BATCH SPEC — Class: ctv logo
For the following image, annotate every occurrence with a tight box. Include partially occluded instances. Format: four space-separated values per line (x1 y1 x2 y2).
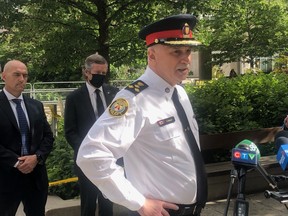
231 148 258 165
233 151 256 161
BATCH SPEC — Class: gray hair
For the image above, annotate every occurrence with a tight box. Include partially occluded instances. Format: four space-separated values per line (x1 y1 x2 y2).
82 53 107 80
84 52 107 70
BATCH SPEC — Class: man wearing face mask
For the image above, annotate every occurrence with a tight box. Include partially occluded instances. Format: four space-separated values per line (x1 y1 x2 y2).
64 53 119 216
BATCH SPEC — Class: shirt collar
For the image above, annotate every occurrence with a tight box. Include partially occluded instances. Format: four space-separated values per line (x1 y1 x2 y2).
141 66 175 97
3 88 24 101
86 82 103 95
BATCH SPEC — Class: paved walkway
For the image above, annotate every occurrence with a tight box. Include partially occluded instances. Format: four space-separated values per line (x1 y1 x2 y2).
16 191 288 216
202 192 288 216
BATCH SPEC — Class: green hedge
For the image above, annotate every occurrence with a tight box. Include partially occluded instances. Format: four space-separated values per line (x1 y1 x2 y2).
185 72 288 135
46 118 79 199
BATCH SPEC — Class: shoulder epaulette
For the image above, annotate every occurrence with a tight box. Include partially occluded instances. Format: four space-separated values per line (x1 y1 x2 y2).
125 80 148 95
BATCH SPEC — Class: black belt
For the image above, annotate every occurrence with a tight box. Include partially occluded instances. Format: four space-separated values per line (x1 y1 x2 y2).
168 203 203 216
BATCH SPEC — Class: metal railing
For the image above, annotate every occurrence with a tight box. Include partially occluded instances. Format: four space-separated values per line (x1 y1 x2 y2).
1 80 132 102
1 80 132 135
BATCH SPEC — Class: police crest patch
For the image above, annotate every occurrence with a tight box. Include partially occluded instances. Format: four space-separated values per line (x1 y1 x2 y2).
109 98 129 117
125 80 148 95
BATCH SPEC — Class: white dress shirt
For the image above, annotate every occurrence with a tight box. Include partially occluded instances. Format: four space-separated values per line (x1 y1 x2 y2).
77 66 200 211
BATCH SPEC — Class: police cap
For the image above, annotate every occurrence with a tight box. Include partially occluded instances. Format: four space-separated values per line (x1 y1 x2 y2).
138 14 200 47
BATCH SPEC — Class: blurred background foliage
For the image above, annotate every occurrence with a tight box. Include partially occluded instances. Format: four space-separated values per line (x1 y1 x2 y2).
0 0 287 82
186 72 288 135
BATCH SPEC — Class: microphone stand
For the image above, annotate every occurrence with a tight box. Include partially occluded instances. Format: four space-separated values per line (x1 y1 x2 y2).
253 162 288 210
225 144 288 215
224 169 237 216
255 163 278 190
264 174 288 209
234 166 249 216
224 165 250 216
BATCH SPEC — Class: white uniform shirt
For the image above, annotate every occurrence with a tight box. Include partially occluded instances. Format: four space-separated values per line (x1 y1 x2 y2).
77 66 200 211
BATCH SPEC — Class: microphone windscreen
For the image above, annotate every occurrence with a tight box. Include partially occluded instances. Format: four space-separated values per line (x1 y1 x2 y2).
235 139 261 160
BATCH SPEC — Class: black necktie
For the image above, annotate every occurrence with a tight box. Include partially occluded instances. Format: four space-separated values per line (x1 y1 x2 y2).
172 88 207 207
95 89 105 116
12 99 29 155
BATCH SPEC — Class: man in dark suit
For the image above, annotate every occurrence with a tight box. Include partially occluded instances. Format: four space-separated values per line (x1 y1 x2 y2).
0 60 54 216
64 53 119 216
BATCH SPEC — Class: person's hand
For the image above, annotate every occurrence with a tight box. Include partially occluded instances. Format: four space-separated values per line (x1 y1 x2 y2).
137 198 179 216
16 155 38 174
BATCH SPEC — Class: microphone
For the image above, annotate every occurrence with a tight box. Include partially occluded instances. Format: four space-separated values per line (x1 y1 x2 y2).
230 139 259 216
275 136 288 171
232 139 278 190
231 139 260 167
227 140 280 216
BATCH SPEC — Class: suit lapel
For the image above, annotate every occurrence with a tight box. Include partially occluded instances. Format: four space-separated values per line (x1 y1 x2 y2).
102 84 115 105
23 96 33 133
0 91 20 131
80 85 95 120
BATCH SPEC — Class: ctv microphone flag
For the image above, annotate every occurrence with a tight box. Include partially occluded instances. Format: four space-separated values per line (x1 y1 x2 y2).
232 148 258 166
231 139 260 166
232 139 278 189
235 139 261 159
276 144 288 171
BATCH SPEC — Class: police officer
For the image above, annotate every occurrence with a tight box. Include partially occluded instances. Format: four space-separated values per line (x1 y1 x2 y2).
77 14 207 216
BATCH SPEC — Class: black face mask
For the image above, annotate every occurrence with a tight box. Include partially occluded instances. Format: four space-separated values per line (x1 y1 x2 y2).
90 74 106 88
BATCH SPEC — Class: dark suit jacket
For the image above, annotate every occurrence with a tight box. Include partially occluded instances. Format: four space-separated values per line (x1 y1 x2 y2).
64 83 119 160
0 91 54 193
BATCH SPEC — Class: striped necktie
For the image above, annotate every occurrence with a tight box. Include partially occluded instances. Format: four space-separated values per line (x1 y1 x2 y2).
12 99 29 155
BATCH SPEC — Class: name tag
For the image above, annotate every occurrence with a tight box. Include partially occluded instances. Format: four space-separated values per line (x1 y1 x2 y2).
157 117 175 127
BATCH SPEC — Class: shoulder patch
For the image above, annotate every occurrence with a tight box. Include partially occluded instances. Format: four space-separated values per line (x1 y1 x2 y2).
109 98 129 117
125 80 148 95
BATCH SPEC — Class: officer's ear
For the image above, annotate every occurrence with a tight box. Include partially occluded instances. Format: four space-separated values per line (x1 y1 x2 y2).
148 47 156 61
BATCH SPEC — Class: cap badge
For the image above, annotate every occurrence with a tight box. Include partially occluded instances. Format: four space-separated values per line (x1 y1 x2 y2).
109 98 129 117
182 23 191 38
